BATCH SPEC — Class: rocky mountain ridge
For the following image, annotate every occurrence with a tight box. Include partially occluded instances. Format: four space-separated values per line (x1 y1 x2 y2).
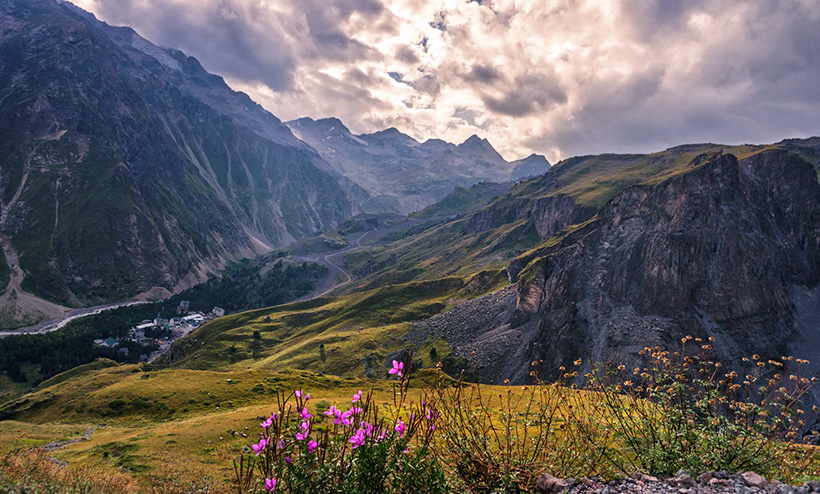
287 116 551 214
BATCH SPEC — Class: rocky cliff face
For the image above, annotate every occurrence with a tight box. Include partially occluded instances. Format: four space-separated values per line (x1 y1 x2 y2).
287 117 551 214
425 150 820 389
466 192 597 240
0 0 357 325
520 150 820 380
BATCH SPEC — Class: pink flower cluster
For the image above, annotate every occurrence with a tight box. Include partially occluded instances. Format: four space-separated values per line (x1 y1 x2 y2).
322 404 362 426
260 412 278 429
348 421 386 449
247 386 434 492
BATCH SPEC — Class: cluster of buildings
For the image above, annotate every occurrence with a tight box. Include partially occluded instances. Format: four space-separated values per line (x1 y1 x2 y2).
93 305 225 362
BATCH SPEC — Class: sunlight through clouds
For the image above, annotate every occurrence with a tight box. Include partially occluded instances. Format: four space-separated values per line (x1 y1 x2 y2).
72 0 820 162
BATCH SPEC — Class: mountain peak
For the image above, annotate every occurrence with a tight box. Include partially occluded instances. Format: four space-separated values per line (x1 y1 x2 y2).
460 134 490 148
288 117 351 135
510 153 551 180
363 127 418 143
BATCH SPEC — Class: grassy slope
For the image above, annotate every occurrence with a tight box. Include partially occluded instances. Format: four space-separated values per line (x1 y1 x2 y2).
0 365 426 480
158 270 508 376
508 143 765 209
342 218 538 293
410 182 513 219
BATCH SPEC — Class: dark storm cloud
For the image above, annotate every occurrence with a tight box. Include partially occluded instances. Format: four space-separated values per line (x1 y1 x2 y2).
619 1 709 40
395 45 419 64
465 64 501 84
482 73 567 117
295 0 385 62
344 67 373 86
91 0 298 90
88 0 386 91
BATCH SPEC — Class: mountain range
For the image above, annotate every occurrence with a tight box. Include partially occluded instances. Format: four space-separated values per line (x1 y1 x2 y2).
0 0 533 328
3 0 820 403
287 117 549 214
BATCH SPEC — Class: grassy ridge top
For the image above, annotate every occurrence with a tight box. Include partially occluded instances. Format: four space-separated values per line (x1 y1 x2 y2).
410 181 513 219
507 143 764 209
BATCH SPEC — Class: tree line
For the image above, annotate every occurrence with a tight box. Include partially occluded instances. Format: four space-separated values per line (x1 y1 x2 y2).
0 259 326 385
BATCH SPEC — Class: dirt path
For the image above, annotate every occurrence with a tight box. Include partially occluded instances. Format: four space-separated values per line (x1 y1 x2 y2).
292 217 438 302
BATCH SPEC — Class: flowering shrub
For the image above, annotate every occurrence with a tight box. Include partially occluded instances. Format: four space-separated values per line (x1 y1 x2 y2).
234 352 448 493
566 337 820 480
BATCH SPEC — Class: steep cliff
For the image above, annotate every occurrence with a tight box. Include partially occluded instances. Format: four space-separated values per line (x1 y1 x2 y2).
511 150 820 380
414 149 820 390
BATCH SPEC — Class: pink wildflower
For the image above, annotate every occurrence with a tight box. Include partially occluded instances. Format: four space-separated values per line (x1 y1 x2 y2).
352 390 362 402
340 409 355 426
299 407 312 421
278 439 285 449
295 420 310 440
325 405 347 425
285 456 291 464
260 414 276 429
388 360 404 376
349 429 366 449
349 406 363 416
395 419 406 437
308 440 319 454
251 438 268 456
294 390 302 398
265 478 277 492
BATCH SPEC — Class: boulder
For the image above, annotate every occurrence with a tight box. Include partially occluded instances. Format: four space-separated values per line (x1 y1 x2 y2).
741 471 768 489
536 473 569 493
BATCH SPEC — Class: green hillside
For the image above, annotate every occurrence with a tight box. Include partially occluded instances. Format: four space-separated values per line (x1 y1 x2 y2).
157 271 507 376
410 181 513 218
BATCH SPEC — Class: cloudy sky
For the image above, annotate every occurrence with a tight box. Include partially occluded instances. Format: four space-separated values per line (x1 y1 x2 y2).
73 0 820 162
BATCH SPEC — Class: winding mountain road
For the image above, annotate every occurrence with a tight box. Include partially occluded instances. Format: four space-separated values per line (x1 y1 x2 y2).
292 229 371 301
292 216 442 302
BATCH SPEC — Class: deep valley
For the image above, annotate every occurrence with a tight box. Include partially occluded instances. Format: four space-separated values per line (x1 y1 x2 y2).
1 0 820 491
